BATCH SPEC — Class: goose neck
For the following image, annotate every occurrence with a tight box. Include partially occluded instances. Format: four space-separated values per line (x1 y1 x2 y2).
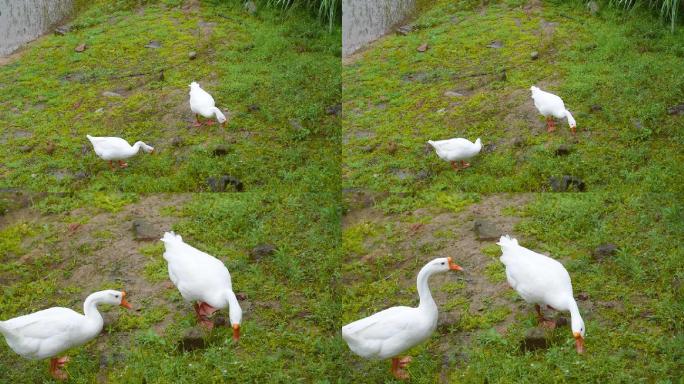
416 265 437 312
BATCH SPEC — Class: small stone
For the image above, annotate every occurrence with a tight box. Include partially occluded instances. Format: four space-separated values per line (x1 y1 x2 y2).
593 243 618 260
444 91 464 98
19 145 34 153
179 328 206 352
587 1 599 15
248 104 261 112
530 51 539 60
212 145 230 156
521 327 551 351
396 25 412 35
55 25 71 35
360 145 376 153
483 143 496 154
212 313 227 327
417 43 429 52
577 292 589 301
473 219 500 241
145 40 161 49
590 104 603 112
387 142 398 155
549 175 585 192
235 292 248 301
326 104 341 116
171 136 184 147
244 1 257 15
81 144 91 155
188 51 197 60
132 219 159 241
289 119 303 130
250 244 276 261
487 40 503 49
554 144 572 156
102 91 123 98
95 108 104 113
554 316 569 328
667 103 684 115
45 142 56 155
512 136 525 148
75 43 87 52
221 175 244 192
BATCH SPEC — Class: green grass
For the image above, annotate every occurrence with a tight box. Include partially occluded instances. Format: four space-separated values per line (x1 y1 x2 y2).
0 0 340 195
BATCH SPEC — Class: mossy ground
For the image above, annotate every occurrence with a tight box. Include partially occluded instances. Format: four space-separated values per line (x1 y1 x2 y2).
341 0 683 382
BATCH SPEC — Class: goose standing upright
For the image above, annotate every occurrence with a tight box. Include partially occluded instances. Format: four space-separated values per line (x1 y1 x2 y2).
530 86 577 134
86 135 154 170
427 137 482 171
342 257 463 379
161 232 242 339
497 235 585 353
189 81 227 127
0 290 132 380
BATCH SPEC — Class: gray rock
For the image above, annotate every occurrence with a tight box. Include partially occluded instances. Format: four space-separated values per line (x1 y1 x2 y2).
179 328 206 352
235 292 248 301
667 103 684 115
487 40 503 49
132 219 159 241
248 104 261 112
577 292 589 301
102 91 123 98
590 104 603 112
145 40 161 49
81 144 91 155
483 143 496 154
188 51 197 60
512 136 525 148
396 25 412 35
531 51 539 60
444 91 464 98
19 145 34 153
593 243 618 260
55 25 71 35
587 1 599 15
206 175 244 192
554 144 572 156
212 145 231 156
171 136 184 147
244 1 257 15
250 244 276 260
75 43 87 52
417 43 429 52
521 327 551 351
549 175 585 192
473 219 500 241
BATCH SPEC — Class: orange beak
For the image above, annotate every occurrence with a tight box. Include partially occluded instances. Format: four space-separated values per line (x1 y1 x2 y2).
447 257 463 271
573 332 585 354
120 291 132 309
221 121 227 128
232 323 240 341
150 148 155 155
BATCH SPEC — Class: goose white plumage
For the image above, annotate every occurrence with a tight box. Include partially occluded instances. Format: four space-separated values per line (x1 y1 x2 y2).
497 235 585 353
0 290 132 380
161 231 242 340
530 86 577 134
427 137 482 171
189 81 227 127
342 257 463 379
86 135 154 170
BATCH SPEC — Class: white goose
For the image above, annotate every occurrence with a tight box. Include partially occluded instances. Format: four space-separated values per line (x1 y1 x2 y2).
0 290 132 380
498 235 585 353
161 232 242 339
86 135 154 170
342 257 463 380
427 137 482 171
530 86 577 134
189 81 227 127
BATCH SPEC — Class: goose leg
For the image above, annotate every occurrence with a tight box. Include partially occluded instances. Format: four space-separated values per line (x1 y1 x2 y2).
461 160 471 169
108 161 116 171
118 160 128 168
194 301 217 329
49 356 70 380
391 356 412 380
546 117 556 132
450 161 460 171
535 304 556 329
205 119 215 126
193 114 203 127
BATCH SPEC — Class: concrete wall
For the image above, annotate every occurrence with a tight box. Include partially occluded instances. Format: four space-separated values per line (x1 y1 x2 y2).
342 0 415 57
0 0 73 56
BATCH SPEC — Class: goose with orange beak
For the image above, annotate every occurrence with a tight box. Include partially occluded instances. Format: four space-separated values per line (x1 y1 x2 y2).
342 257 464 380
498 235 585 353
0 290 132 380
161 232 242 340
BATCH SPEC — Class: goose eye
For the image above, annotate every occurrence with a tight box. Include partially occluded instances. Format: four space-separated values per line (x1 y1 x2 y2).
440 262 445 265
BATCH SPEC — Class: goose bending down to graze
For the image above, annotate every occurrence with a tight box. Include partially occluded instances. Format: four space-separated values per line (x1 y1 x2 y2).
0 290 132 380
498 235 585 353
342 257 463 379
161 231 242 340
189 81 227 127
86 135 154 170
530 86 577 134
427 137 482 171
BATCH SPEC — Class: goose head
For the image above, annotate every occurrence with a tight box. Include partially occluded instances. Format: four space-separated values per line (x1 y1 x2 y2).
566 113 577 132
100 290 133 309
229 297 243 341
571 315 585 354
427 257 463 273
134 141 155 154
215 109 227 127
